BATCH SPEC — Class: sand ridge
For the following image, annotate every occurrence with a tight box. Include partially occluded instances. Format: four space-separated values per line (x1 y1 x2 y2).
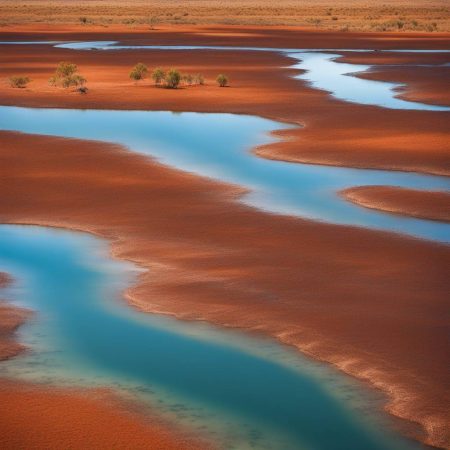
341 186 450 222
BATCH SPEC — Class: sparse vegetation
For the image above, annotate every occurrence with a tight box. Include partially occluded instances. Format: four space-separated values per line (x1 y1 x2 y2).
194 74 205 85
182 73 194 85
9 76 30 88
129 63 148 82
151 67 165 85
0 1 448 32
216 74 228 87
165 69 181 89
49 62 87 91
148 15 159 30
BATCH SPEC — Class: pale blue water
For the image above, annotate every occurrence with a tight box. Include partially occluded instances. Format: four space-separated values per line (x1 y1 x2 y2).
1 40 449 110
0 105 449 242
52 41 450 111
0 225 427 450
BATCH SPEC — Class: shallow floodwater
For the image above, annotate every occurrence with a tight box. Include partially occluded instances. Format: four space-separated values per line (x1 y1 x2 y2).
0 225 426 450
0 106 449 242
1 40 449 111
53 41 450 111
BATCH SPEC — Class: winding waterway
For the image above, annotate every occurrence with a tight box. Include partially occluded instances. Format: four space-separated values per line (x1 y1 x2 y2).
0 225 426 450
0 106 449 242
0 40 448 450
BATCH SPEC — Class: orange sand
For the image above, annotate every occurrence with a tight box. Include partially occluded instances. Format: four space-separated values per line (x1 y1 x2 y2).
1 131 449 448
0 380 212 450
341 186 450 222
0 25 449 449
0 26 449 175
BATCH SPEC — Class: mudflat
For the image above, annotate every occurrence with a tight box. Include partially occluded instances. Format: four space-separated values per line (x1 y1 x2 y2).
0 24 449 449
341 186 450 222
1 130 449 447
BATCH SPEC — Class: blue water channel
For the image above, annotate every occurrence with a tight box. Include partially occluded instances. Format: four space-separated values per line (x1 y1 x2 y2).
0 106 449 242
0 225 427 450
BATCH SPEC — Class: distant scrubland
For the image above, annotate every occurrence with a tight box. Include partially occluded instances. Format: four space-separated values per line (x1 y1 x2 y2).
0 0 449 32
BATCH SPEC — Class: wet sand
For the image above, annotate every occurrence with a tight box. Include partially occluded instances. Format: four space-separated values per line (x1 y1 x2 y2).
0 273 31 361
0 380 212 450
1 131 449 448
0 276 212 449
338 53 450 107
341 186 450 222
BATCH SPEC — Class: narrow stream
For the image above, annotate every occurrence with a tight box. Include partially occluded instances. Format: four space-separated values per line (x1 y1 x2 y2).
1 106 449 242
0 225 427 450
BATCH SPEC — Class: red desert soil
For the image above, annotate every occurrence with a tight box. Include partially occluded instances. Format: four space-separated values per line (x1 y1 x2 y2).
1 131 449 448
0 380 212 450
337 52 450 107
0 25 449 448
0 25 448 176
0 273 31 361
341 186 450 222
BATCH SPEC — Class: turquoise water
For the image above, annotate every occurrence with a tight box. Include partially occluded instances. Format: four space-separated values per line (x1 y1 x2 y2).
0 105 449 242
0 225 427 450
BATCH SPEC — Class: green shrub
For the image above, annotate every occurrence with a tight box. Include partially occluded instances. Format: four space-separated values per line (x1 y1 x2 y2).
49 62 87 89
151 67 165 85
61 74 87 88
129 63 148 82
55 62 78 78
216 74 228 87
9 76 30 88
165 69 181 88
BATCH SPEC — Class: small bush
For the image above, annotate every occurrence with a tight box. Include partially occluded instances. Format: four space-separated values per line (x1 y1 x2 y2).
77 86 88 94
183 73 193 85
62 74 87 88
79 17 88 24
165 69 181 88
151 67 165 85
49 62 87 89
130 63 148 82
55 61 78 78
148 15 159 29
216 74 228 87
9 76 30 88
194 73 204 85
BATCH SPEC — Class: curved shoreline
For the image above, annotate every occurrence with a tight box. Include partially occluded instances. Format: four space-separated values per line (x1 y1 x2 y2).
0 30 448 176
1 130 449 448
340 186 450 223
0 25 449 449
0 272 214 450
